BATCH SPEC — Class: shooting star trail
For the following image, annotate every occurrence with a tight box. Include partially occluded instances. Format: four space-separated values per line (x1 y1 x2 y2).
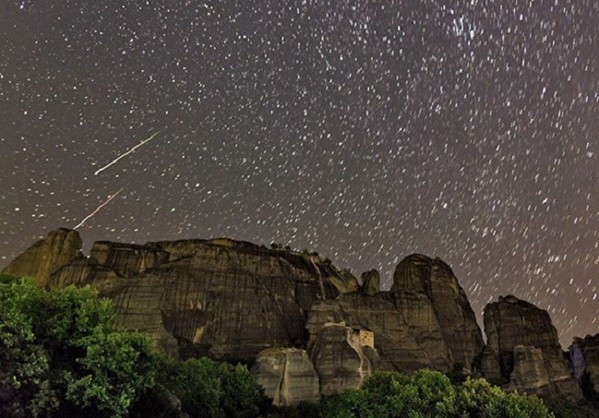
73 187 126 229
94 131 161 176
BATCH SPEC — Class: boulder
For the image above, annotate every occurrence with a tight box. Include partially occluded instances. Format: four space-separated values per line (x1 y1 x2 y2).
482 295 582 400
310 324 374 396
305 299 346 351
2 228 82 287
392 254 484 370
251 348 320 406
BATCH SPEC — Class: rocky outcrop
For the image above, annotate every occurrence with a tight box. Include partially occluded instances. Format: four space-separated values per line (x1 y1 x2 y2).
310 324 374 396
2 228 82 287
251 348 320 406
482 295 582 400
7 227 593 405
479 346 502 383
581 334 599 393
307 254 481 374
89 241 169 277
508 346 551 392
9 229 362 361
306 294 451 372
391 254 484 370
360 269 380 295
49 255 121 291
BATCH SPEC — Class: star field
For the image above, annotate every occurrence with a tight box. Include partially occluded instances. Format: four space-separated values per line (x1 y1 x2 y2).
1 0 597 344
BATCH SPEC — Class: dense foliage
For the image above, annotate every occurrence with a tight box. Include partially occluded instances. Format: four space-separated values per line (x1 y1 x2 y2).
143 356 266 418
0 275 156 417
319 370 553 418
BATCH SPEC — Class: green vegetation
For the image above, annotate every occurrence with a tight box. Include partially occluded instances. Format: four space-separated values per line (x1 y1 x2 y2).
0 276 155 417
318 370 552 418
146 356 266 418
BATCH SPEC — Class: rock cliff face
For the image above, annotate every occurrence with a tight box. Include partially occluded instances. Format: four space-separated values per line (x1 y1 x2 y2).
251 348 320 406
509 346 552 391
581 334 599 394
307 293 452 372
5 229 359 361
310 324 374 396
391 254 484 370
3 228 82 287
482 295 582 399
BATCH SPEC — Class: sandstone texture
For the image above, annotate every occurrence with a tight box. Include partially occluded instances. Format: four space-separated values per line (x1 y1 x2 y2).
508 346 551 391
391 254 484 370
479 346 502 382
482 295 582 399
3 228 82 287
310 324 374 396
251 348 320 406
5 230 359 361
306 293 451 372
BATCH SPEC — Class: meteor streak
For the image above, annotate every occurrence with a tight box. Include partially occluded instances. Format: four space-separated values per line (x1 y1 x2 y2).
73 187 126 229
94 131 161 175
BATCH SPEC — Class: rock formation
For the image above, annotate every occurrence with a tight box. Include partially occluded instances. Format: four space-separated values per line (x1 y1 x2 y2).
251 348 320 406
481 295 582 399
306 293 451 372
4 228 593 405
391 254 484 370
509 346 552 391
4 229 362 361
310 324 374 396
89 241 169 277
3 228 82 287
360 269 380 295
580 334 599 394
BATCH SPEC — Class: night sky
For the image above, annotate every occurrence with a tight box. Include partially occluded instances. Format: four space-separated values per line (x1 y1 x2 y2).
1 1 597 344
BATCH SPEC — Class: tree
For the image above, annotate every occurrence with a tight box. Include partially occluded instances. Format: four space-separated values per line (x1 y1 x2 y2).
155 356 266 418
320 370 554 418
0 277 156 417
0 275 54 417
217 361 265 418
457 377 550 418
156 356 222 417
